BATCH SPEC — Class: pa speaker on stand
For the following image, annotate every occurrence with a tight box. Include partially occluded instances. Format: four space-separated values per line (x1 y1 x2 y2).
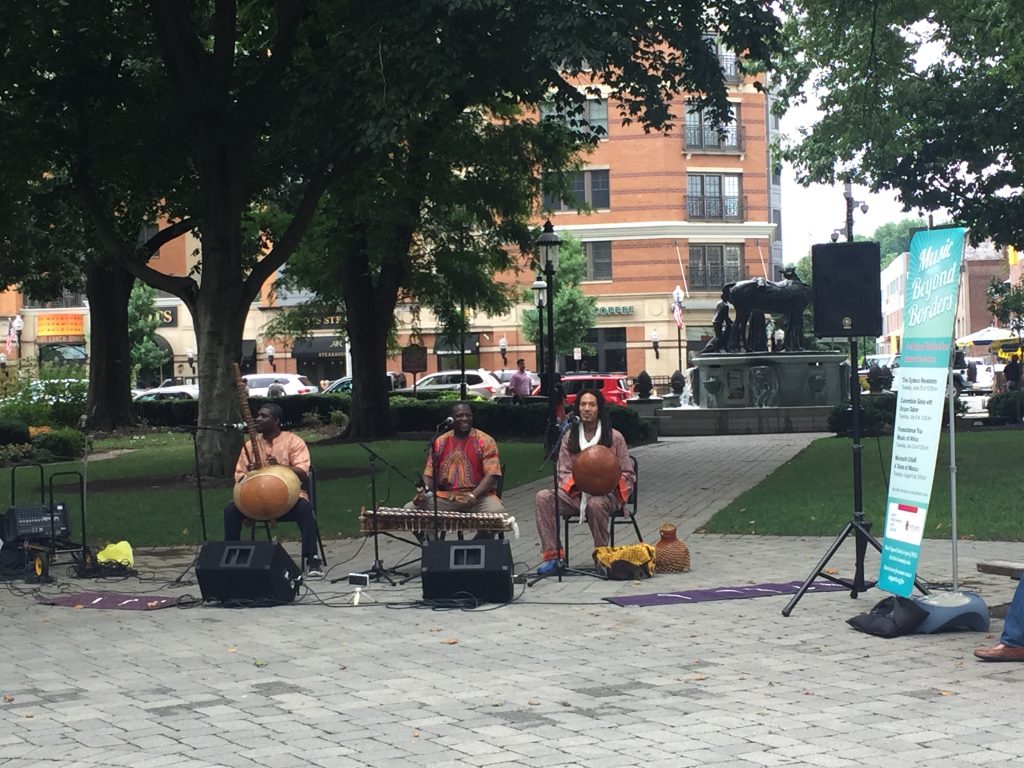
811 242 883 339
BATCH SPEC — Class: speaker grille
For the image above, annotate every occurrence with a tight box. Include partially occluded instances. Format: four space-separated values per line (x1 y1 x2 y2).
811 242 883 338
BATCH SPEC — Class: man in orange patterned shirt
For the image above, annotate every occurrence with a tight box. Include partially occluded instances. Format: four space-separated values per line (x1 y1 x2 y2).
408 402 505 516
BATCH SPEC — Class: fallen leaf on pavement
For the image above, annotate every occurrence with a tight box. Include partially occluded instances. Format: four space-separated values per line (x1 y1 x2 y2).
442 639 458 645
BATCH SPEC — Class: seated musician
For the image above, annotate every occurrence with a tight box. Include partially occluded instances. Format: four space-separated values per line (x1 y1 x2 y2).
534 390 635 576
223 403 323 578
406 402 505 536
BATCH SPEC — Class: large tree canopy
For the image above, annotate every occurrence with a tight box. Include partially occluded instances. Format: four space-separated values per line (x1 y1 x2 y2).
778 1 1024 246
2 0 783 470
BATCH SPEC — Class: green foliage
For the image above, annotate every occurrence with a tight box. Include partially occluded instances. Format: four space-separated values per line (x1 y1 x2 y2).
828 395 897 437
778 1 1024 246
31 427 86 460
520 234 598 357
0 416 30 446
987 390 1024 421
987 276 1024 342
873 218 923 268
128 281 170 382
0 377 88 427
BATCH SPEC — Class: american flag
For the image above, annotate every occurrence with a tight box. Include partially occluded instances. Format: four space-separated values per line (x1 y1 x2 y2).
672 284 686 330
4 318 13 356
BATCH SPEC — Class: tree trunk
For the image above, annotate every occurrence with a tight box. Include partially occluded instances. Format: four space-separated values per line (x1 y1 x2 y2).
192 241 251 479
85 262 136 431
342 233 410 440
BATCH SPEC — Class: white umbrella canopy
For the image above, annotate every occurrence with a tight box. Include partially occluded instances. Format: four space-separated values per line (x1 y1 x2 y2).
955 325 1015 346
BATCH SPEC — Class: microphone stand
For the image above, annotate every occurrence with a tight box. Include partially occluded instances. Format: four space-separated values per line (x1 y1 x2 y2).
397 420 449 585
173 424 232 584
331 443 419 584
529 416 603 586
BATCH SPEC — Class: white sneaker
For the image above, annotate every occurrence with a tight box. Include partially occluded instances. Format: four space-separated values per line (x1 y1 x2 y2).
306 557 324 578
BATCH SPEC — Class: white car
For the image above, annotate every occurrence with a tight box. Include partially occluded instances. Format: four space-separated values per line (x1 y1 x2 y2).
394 369 502 399
133 385 199 402
242 373 318 397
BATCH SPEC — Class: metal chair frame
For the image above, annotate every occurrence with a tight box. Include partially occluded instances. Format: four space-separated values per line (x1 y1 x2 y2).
562 455 642 566
250 464 328 565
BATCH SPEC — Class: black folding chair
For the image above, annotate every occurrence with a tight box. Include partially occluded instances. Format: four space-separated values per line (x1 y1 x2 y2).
563 455 642 566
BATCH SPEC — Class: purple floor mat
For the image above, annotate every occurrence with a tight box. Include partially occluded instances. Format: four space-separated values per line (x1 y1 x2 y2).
38 592 179 610
604 580 849 607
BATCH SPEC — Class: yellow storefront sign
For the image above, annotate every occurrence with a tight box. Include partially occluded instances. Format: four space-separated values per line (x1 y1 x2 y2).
36 313 85 339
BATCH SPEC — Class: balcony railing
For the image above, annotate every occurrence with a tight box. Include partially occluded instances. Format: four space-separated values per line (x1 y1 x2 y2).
685 194 745 221
684 123 743 152
720 53 741 80
689 264 745 290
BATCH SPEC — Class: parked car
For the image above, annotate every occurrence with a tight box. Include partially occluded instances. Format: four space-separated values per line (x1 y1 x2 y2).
560 373 632 407
323 376 352 394
133 385 199 402
242 373 318 397
394 369 502 399
323 371 407 394
492 368 542 396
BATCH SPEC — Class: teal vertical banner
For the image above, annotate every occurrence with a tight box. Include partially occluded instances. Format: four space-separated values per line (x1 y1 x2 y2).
878 227 967 596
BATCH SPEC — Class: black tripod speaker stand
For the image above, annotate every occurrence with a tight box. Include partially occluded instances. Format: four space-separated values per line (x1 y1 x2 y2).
174 424 215 584
528 415 604 586
782 338 929 616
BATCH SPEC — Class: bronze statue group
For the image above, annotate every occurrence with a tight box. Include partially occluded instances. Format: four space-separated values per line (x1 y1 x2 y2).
703 267 812 354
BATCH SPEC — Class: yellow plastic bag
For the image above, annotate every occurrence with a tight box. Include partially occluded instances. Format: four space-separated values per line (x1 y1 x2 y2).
96 540 134 567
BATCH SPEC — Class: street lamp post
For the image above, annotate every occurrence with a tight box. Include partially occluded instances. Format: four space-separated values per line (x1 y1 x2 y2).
537 221 560 448
842 180 869 242
651 329 660 359
12 315 23 362
532 275 547 385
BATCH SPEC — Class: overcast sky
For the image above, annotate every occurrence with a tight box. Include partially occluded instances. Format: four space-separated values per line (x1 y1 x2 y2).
778 101 946 265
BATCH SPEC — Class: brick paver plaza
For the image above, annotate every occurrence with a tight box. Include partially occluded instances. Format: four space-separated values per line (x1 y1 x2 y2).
2 433 1022 767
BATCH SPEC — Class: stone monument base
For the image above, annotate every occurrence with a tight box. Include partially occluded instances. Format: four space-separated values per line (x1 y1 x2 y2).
690 351 849 409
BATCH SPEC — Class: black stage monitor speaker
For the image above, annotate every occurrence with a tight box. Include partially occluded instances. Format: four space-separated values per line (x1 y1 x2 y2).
421 538 514 604
811 241 883 338
196 541 302 604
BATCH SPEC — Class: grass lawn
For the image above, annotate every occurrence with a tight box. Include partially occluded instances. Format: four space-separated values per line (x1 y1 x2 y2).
0 431 549 548
701 430 1024 540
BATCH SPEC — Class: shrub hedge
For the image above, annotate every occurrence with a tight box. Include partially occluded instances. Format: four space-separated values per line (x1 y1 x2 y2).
133 392 653 444
987 390 1024 422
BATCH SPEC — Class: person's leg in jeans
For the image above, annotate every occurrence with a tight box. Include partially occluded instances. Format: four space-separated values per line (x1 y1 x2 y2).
276 499 318 561
1001 577 1024 647
223 502 245 540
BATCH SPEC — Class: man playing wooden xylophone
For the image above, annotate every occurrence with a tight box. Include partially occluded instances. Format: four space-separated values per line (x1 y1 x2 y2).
405 402 506 538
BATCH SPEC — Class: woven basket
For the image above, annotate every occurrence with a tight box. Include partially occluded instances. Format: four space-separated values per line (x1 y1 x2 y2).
654 523 691 573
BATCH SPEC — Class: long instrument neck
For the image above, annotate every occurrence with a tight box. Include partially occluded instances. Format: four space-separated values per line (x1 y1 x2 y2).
232 363 264 467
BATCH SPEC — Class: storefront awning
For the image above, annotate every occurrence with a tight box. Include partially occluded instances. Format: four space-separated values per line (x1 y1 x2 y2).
292 336 347 358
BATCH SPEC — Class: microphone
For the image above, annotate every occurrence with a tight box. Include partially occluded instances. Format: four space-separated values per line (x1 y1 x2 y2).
221 422 248 431
436 416 455 432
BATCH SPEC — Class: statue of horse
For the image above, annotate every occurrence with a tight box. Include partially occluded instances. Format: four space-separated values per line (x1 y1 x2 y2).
723 271 813 352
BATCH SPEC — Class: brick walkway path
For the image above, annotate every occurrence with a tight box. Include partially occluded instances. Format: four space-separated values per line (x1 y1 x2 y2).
2 432 1021 767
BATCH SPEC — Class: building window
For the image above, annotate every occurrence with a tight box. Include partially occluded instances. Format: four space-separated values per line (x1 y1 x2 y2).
540 97 608 137
564 327 627 373
137 224 160 259
684 105 740 151
689 244 744 289
686 174 743 220
23 290 86 309
584 242 612 280
543 169 610 211
772 209 783 244
704 36 741 80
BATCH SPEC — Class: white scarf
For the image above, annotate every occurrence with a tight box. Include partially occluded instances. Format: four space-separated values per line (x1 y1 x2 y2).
576 422 602 523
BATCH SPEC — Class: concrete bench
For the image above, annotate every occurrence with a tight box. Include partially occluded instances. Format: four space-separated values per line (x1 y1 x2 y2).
977 561 1024 580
